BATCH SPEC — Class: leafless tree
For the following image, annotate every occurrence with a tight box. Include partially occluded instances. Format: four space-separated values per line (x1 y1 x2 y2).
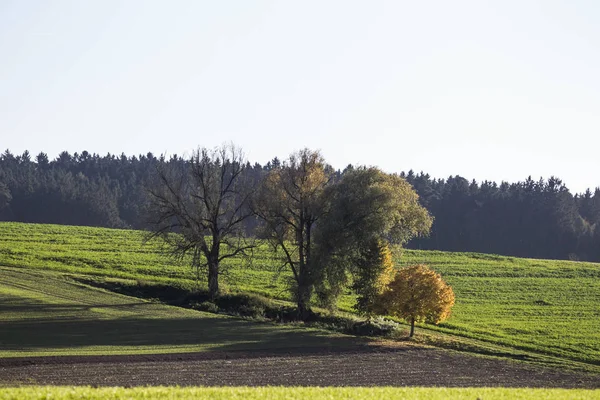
146 144 255 298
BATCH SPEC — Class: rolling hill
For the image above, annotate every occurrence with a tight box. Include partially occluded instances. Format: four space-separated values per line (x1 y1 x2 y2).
0 222 599 367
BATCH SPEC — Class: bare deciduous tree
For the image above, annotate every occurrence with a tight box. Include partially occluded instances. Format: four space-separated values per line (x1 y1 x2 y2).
146 144 254 299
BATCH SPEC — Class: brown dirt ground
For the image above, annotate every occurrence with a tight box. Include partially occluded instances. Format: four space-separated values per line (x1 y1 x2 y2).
1 345 599 387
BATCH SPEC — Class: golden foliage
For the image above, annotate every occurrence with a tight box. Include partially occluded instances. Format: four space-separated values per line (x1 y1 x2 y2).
379 264 455 326
255 149 330 244
374 240 395 292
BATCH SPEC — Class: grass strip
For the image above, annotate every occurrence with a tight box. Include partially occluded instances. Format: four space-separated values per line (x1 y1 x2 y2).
0 387 599 400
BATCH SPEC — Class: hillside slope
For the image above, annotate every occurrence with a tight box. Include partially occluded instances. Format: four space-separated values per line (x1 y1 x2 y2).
0 222 599 365
0 266 362 357
1 268 599 388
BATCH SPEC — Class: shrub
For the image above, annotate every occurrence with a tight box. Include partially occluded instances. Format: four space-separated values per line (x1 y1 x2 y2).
215 293 274 318
348 318 398 337
191 301 219 313
264 305 302 322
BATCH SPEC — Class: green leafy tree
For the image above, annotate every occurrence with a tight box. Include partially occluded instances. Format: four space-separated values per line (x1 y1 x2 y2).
315 167 433 310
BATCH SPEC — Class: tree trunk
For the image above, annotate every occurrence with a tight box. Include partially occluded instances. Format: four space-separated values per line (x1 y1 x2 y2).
296 280 312 321
208 260 219 299
409 317 415 338
297 298 310 321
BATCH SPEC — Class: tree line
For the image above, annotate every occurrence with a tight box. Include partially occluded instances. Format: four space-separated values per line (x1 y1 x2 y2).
403 172 600 261
1 148 599 262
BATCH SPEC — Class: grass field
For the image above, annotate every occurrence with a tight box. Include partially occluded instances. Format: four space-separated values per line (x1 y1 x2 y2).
8 262 597 388
0 387 599 400
0 222 599 366
0 266 364 358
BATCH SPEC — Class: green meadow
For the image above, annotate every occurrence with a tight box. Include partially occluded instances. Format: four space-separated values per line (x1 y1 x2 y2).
0 222 599 366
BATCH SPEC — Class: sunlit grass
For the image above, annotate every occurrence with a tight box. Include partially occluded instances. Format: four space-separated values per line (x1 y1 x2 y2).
1 222 599 364
0 387 598 400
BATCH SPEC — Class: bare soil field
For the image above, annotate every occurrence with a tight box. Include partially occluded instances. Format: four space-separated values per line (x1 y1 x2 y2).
1 346 599 388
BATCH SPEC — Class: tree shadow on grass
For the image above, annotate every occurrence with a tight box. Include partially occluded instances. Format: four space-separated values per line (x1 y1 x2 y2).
0 269 405 362
0 312 405 362
0 302 148 313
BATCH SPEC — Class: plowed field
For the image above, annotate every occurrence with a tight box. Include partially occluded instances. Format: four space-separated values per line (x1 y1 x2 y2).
1 348 599 387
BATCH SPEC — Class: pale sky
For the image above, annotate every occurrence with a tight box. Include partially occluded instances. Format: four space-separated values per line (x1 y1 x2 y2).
1 1 599 192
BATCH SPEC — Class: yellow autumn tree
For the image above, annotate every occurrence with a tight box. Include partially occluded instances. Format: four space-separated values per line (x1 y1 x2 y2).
378 264 455 337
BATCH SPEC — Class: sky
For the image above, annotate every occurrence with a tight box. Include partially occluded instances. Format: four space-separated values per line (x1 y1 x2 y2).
1 1 599 193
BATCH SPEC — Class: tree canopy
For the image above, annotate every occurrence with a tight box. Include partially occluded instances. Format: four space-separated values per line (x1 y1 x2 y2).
314 166 433 309
378 264 455 337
